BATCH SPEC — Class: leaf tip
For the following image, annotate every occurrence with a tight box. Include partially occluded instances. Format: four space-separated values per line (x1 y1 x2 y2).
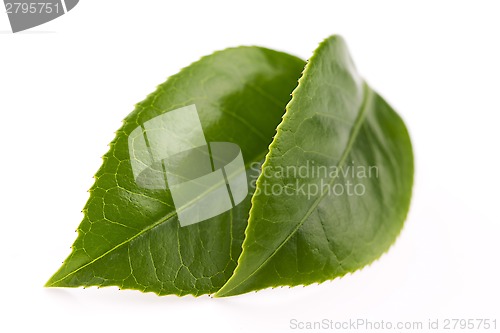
44 274 59 288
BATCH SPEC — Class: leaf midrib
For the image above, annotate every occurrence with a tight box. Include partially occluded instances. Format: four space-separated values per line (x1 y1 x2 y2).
216 83 373 296
46 153 268 287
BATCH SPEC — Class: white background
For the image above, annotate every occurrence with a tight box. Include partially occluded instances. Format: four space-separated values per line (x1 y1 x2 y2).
1 1 499 332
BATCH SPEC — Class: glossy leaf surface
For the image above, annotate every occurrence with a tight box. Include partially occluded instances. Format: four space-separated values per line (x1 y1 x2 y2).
46 47 305 296
47 36 413 297
216 36 413 296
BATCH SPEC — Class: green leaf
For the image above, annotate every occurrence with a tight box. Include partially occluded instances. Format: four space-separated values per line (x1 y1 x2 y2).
45 46 305 296
215 36 413 297
47 35 413 297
